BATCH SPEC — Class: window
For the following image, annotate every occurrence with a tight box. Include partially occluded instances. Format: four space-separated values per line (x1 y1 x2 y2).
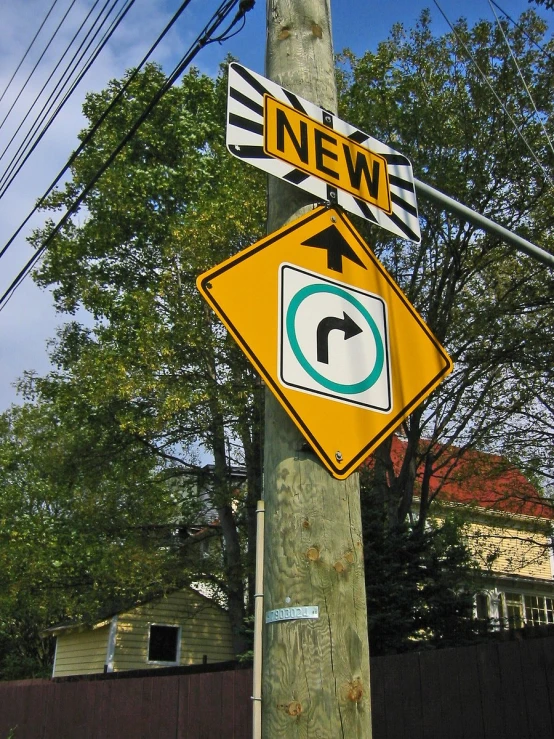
500 592 554 630
505 592 524 629
148 624 181 663
524 596 554 626
475 593 489 620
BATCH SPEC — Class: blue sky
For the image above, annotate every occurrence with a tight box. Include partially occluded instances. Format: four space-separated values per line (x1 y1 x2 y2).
0 0 550 410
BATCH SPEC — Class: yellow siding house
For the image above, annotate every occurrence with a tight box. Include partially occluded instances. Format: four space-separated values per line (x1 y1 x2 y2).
391 436 554 631
45 587 236 678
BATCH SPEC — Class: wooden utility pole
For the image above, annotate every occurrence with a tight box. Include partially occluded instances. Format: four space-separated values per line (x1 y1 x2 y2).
262 1 372 736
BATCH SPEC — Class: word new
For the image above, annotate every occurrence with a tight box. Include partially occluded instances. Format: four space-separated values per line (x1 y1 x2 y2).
264 95 391 212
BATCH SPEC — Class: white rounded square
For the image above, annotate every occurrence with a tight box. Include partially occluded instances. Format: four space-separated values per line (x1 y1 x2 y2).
279 264 392 411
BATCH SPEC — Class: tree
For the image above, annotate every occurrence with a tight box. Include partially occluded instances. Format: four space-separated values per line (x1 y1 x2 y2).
28 62 267 655
11 9 552 675
360 467 478 655
0 396 206 678
337 9 554 528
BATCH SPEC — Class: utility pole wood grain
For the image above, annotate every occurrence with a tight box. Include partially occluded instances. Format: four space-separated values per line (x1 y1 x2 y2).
262 1 372 736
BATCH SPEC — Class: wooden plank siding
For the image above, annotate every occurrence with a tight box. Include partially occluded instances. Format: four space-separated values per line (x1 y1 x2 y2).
114 589 235 672
53 625 110 677
432 510 553 581
51 589 236 678
464 519 553 579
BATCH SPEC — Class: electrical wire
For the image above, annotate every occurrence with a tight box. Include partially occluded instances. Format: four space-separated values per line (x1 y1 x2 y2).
0 0 116 167
0 0 130 190
488 0 554 159
0 0 136 199
432 0 553 186
0 0 80 135
490 0 554 63
0 0 195 266
0 0 254 313
0 0 61 105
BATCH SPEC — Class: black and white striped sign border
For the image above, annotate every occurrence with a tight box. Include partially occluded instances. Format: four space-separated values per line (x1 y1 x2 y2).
226 63 421 244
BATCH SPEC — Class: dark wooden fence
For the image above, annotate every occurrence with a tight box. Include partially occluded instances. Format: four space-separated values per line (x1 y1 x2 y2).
370 636 554 739
0 669 252 739
1 636 554 738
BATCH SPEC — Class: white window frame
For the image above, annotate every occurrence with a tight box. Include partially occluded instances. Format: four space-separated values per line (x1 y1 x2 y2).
147 622 182 665
498 591 554 629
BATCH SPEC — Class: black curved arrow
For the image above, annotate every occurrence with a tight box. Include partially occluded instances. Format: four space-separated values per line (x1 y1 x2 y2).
316 312 363 364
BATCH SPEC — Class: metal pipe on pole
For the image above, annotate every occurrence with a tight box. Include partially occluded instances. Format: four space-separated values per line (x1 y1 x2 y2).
261 1 372 737
414 177 554 269
252 500 265 738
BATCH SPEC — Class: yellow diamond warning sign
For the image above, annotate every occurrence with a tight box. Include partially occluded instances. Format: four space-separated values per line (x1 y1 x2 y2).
197 206 452 479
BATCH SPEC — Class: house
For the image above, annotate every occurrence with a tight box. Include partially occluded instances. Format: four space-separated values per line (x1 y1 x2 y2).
389 435 554 630
44 586 236 678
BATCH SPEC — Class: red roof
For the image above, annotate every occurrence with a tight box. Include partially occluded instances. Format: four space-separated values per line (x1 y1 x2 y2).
384 436 553 520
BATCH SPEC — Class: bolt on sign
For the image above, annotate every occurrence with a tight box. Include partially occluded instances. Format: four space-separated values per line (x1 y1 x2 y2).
197 206 452 479
226 62 421 243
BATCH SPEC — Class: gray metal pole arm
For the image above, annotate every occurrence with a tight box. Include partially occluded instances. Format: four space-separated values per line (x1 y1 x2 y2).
414 177 554 269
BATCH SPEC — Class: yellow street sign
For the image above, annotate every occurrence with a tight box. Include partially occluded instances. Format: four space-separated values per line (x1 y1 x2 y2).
197 206 452 479
227 62 421 242
263 95 392 213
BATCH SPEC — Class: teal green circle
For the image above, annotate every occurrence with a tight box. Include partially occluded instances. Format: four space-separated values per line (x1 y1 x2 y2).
286 283 384 394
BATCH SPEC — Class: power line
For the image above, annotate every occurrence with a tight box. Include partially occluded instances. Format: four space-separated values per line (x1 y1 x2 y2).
488 0 554 159
0 0 80 135
0 0 255 313
0 0 136 199
0 0 195 267
0 0 61 105
432 0 553 185
490 0 554 62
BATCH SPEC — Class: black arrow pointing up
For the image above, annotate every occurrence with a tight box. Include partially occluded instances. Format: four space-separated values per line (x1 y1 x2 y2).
316 312 363 364
301 224 366 273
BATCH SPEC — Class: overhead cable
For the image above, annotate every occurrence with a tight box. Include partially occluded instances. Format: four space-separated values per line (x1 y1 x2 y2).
0 0 255 313
0 0 80 135
0 0 194 266
0 0 61 105
490 0 554 62
488 0 554 159
432 0 553 186
0 0 136 199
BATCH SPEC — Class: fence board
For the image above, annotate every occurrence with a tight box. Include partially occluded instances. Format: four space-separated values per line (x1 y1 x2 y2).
109 678 144 738
436 648 465 739
176 675 190 739
496 639 530 739
419 650 445 738
184 665 204 738
232 669 252 738
382 654 405 739
40 682 61 739
0 684 23 736
542 639 554 723
477 643 506 737
58 681 90 739
369 656 386 739
454 645 485 739
399 652 423 739
150 676 180 739
88 680 111 739
220 671 237 739
196 672 224 738
520 638 554 738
